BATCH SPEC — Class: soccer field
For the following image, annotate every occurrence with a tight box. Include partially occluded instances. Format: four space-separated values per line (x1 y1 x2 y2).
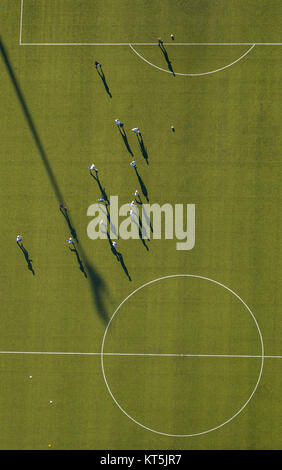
0 0 281 450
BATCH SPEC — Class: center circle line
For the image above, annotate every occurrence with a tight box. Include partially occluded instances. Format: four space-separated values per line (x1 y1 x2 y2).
101 274 264 437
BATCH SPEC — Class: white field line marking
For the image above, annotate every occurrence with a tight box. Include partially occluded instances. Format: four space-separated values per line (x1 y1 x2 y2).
100 273 265 438
19 1 282 47
19 43 282 46
19 0 24 45
0 351 281 359
129 43 256 76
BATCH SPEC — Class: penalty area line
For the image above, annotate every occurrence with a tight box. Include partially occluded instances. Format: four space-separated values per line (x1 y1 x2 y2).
18 42 282 46
18 2 282 47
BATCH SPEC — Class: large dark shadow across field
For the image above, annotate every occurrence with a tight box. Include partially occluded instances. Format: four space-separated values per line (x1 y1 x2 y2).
0 38 111 325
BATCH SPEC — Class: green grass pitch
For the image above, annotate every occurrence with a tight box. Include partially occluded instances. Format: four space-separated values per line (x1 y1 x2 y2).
0 0 281 450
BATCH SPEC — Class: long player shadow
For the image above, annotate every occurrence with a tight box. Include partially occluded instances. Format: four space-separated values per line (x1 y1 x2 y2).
99 225 131 281
17 242 35 275
132 216 149 251
90 172 110 204
137 134 149 165
69 245 87 278
141 204 154 234
60 206 79 243
159 43 175 76
102 227 132 281
0 38 110 324
134 167 149 201
97 66 112 98
118 126 134 156
99 203 119 239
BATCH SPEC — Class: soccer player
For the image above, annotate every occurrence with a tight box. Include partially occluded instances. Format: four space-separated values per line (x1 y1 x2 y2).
171 125 175 132
115 119 123 127
98 196 106 204
88 163 98 173
67 237 74 245
134 189 142 204
16 235 23 243
112 241 117 249
158 37 163 46
130 160 137 168
94 61 101 69
130 200 136 207
171 34 175 40
132 127 141 136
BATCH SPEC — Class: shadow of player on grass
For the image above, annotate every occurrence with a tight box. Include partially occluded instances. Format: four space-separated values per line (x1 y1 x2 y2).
131 214 150 251
99 203 118 239
69 245 87 278
118 125 134 156
141 203 154 234
17 242 35 275
134 167 149 201
159 43 175 76
137 132 149 165
59 205 79 244
90 171 110 204
105 230 132 281
96 65 112 98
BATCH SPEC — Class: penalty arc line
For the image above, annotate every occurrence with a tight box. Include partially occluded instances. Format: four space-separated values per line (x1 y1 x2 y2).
129 43 256 76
